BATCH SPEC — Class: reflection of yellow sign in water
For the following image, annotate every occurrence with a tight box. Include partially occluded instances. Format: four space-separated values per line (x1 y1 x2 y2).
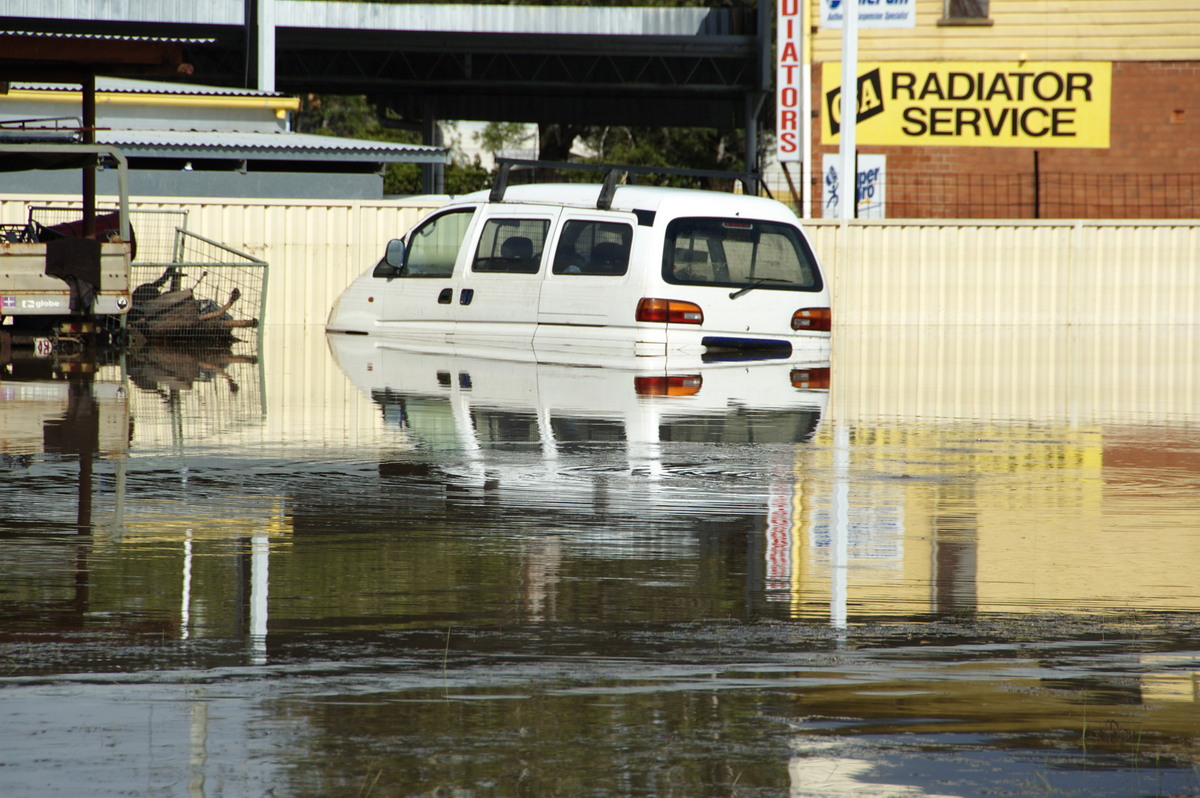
822 61 1112 148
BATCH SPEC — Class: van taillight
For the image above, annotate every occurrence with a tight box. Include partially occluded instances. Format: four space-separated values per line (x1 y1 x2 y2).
635 374 703 396
791 307 831 332
790 367 831 390
636 298 704 325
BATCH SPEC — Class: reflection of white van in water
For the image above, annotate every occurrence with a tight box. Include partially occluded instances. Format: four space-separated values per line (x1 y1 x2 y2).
327 332 828 512
326 164 831 362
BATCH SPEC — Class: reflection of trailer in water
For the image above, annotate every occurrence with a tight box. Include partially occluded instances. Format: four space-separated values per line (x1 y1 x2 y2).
0 371 128 461
328 335 830 516
0 364 129 539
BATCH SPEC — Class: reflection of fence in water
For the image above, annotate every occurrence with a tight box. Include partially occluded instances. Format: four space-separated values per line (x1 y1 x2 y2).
125 345 265 446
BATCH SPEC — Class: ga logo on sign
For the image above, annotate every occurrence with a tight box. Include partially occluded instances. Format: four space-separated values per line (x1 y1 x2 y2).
824 68 885 135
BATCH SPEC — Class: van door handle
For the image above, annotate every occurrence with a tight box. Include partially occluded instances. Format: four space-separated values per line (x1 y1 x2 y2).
437 288 452 304
459 289 474 305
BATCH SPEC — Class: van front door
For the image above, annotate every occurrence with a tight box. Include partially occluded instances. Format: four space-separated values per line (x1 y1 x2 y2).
381 207 478 345
450 206 561 352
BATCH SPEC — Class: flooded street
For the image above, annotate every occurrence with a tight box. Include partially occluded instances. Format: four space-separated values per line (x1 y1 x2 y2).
2 324 1198 797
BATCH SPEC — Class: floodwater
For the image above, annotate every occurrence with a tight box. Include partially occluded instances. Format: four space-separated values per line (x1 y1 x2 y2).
1 324 1198 798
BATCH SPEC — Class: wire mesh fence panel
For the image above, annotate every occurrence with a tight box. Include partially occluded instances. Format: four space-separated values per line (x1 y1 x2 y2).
27 206 188 263
130 210 189 263
762 172 1200 220
23 204 266 353
1040 173 1200 219
129 228 267 352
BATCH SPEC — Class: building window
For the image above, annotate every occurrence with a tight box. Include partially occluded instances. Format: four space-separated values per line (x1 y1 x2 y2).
941 0 991 25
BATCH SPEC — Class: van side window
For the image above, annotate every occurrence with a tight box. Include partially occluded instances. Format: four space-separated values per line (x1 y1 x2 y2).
403 208 474 278
471 218 550 274
552 220 632 276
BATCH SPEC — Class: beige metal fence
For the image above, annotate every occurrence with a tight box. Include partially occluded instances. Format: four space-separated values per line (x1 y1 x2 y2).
807 219 1200 326
5 195 1198 328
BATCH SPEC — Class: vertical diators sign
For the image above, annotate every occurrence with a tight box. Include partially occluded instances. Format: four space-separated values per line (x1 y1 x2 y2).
776 0 803 162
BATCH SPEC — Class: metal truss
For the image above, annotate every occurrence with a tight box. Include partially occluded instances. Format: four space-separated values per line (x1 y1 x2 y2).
276 46 758 96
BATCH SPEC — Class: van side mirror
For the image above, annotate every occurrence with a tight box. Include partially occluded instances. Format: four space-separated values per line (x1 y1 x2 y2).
372 239 406 278
385 238 405 267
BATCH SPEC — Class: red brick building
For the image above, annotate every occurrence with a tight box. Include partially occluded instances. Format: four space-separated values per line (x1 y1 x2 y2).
800 1 1200 218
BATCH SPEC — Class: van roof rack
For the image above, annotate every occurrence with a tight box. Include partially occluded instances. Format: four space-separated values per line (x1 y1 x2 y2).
490 158 761 209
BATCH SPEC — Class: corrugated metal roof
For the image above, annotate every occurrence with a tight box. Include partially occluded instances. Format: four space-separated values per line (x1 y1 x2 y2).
2 1 240 26
1 30 215 45
281 2 727 36
5 0 733 37
12 78 284 99
96 129 449 165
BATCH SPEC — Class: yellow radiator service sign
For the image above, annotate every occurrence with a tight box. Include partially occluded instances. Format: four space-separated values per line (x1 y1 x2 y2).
822 62 1112 148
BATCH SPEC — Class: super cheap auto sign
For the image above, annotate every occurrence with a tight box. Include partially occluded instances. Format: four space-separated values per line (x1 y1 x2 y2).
822 61 1112 148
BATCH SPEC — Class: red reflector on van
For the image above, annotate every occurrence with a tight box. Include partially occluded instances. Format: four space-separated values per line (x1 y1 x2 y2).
791 307 831 332
635 374 703 396
790 367 831 390
636 298 704 325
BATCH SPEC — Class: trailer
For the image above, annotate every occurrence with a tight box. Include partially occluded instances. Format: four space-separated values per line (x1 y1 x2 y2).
0 141 133 361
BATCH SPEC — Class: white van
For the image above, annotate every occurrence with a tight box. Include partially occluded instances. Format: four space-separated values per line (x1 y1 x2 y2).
327 167 830 363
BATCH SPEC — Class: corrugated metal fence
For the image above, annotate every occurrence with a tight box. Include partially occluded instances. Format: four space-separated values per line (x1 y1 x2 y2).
4 195 1198 327
808 219 1199 326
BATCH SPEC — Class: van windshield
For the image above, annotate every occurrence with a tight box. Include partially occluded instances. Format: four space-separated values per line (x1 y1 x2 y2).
662 218 822 292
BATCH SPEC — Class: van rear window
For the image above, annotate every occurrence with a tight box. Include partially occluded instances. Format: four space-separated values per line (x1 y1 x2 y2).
663 218 822 291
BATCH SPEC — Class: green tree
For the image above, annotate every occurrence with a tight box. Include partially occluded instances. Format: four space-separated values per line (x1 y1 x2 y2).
444 157 491 195
295 94 382 138
294 94 495 195
477 122 532 157
579 125 749 187
293 96 758 194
